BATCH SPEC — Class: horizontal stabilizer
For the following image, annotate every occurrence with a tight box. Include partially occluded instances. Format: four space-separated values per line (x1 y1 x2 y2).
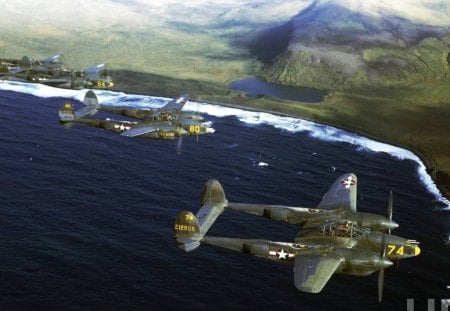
74 106 97 119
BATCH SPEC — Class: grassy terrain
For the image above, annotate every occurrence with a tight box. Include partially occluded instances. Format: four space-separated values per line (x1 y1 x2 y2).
261 36 450 90
0 28 257 85
321 82 450 196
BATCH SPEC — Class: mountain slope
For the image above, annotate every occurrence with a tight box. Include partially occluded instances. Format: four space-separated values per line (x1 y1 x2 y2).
250 0 450 89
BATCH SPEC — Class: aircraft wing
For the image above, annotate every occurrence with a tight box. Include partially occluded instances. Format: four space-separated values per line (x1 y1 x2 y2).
293 255 344 293
161 93 190 111
120 125 157 137
317 173 357 212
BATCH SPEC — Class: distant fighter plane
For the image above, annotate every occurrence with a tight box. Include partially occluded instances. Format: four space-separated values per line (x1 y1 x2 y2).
0 54 113 89
174 173 421 301
82 91 203 122
59 91 214 150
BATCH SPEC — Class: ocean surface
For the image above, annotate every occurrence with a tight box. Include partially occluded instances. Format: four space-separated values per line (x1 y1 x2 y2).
0 81 448 310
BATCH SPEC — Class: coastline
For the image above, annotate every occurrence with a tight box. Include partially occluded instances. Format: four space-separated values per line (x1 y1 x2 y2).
1 75 448 204
200 99 450 206
109 70 450 204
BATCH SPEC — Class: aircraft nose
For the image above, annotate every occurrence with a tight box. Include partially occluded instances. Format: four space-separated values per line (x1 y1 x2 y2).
179 128 188 135
379 258 393 269
206 127 215 134
385 220 399 231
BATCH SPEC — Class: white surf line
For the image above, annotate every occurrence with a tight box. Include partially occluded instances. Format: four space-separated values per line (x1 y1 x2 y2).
1 81 449 209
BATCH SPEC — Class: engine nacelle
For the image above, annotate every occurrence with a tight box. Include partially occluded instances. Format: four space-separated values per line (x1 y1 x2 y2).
263 208 288 222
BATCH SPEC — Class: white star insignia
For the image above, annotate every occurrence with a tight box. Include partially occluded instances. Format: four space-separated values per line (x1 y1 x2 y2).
277 248 288 260
269 248 295 260
114 124 131 132
341 176 355 189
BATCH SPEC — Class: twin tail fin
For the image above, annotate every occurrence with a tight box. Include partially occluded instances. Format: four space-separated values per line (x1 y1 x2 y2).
174 179 227 252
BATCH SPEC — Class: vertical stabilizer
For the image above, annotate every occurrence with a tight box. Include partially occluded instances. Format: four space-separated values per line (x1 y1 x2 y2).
174 179 228 252
59 102 75 122
58 102 76 128
174 211 202 252
77 90 100 117
83 90 99 107
200 179 227 206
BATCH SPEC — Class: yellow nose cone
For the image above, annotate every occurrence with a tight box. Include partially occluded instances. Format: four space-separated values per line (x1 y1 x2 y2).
414 246 421 256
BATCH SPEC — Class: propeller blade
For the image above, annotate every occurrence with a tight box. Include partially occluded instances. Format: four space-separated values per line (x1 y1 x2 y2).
378 232 387 302
176 136 183 155
388 191 393 220
378 267 384 302
388 190 394 234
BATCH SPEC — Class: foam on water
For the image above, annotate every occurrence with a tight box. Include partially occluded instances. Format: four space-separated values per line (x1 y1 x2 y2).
1 80 449 209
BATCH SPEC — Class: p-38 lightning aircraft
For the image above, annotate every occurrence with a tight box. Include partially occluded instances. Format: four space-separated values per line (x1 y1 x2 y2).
81 90 203 122
0 54 113 89
174 174 420 301
59 91 214 149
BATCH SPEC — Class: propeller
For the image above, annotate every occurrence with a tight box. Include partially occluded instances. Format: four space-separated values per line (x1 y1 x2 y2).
378 265 385 302
176 135 183 155
378 233 387 302
388 191 393 234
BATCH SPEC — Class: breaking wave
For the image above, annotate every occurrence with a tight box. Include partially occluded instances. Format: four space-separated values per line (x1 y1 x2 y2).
1 81 449 209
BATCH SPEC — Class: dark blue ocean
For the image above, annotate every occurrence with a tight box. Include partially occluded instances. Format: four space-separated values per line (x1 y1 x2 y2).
0 86 448 310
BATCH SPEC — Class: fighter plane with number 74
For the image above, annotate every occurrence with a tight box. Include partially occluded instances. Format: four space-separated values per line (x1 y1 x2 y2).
174 173 420 301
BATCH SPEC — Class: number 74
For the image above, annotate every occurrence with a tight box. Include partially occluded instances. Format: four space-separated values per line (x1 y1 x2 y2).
387 244 404 255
